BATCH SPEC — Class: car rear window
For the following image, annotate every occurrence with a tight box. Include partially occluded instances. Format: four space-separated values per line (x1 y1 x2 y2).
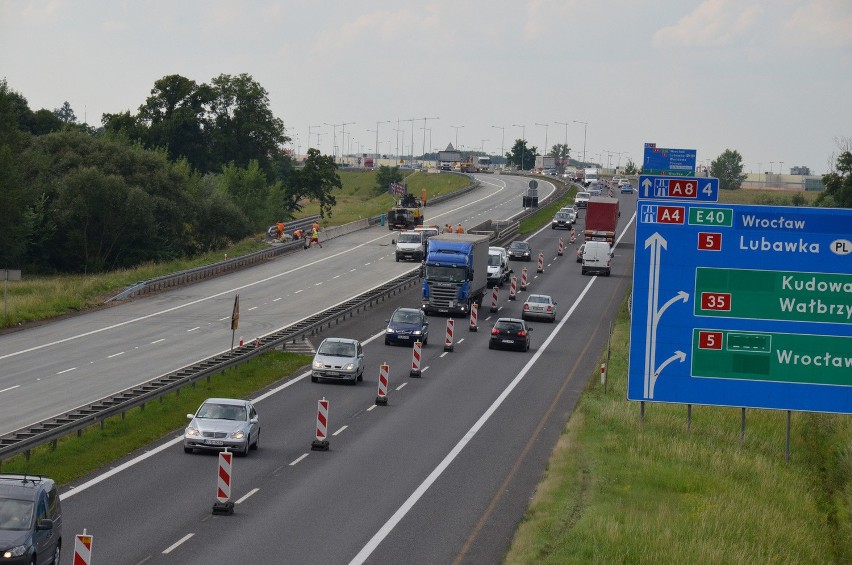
496 321 523 331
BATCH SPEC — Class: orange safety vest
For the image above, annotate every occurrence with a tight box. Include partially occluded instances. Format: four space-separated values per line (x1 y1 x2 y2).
456 225 464 234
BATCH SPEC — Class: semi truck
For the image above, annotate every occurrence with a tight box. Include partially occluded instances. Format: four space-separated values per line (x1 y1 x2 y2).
583 196 620 243
421 233 490 316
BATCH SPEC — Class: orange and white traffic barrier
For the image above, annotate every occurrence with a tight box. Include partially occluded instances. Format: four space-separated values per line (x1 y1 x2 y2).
444 318 455 352
558 237 564 256
489 286 499 313
600 363 607 385
376 363 389 405
212 450 234 514
508 276 517 300
520 267 529 291
537 252 544 273
254 337 260 349
411 342 423 376
74 530 94 565
469 303 479 332
570 228 576 244
310 398 330 451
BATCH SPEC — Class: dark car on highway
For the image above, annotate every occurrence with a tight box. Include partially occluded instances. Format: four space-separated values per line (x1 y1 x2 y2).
489 318 533 351
507 241 532 261
551 212 573 230
385 307 429 346
0 474 62 565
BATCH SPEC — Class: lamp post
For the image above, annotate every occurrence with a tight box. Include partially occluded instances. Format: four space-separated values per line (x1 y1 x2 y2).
512 124 526 170
779 161 784 176
480 139 489 154
308 124 321 150
323 122 340 159
535 122 549 161
420 116 439 159
573 120 588 165
374 120 390 162
450 125 464 149
402 118 415 165
491 125 505 168
554 121 569 172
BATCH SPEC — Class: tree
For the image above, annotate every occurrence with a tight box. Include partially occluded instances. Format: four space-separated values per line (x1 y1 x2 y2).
816 138 852 208
284 148 341 218
548 144 571 174
710 149 747 190
54 101 77 124
505 139 537 171
375 165 404 195
623 158 638 175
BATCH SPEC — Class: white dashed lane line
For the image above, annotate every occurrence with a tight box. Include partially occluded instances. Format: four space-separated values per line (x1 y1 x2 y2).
235 488 259 504
289 453 309 466
56 367 76 375
107 352 125 358
187 327 200 332
151 338 165 344
163 533 194 554
332 425 348 436
0 385 20 394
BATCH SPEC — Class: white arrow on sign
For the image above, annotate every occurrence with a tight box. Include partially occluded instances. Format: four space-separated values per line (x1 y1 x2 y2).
641 177 652 198
651 351 686 398
644 232 666 398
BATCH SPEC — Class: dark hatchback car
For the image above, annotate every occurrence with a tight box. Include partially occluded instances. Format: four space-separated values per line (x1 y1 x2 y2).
507 241 532 261
385 307 429 346
0 475 62 565
489 318 533 351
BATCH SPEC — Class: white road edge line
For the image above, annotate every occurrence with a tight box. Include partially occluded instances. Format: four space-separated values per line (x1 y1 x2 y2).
348 211 636 565
235 487 259 504
289 453 309 466
162 533 194 554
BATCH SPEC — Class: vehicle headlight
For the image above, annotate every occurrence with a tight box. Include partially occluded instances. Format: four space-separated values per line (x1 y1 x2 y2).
412 330 422 335
386 328 395 334
185 427 200 437
3 545 27 558
524 251 530 256
230 431 246 440
343 363 355 371
313 360 323 369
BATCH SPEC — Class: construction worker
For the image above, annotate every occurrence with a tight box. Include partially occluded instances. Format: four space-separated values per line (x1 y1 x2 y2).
293 228 304 246
309 226 322 248
312 220 320 233
442 223 452 234
456 223 464 234
276 221 284 239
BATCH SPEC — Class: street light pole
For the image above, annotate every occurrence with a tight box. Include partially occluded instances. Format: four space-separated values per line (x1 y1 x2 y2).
374 120 390 160
535 122 549 160
308 124 321 150
366 129 377 156
450 125 464 149
512 124 526 170
402 118 415 165
491 125 505 169
481 139 489 153
420 116 439 159
573 120 588 165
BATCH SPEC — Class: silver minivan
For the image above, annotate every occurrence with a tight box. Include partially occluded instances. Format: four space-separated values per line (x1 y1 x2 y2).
0 475 62 565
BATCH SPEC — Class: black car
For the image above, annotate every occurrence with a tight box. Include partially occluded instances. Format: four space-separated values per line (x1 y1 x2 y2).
385 307 429 346
489 318 533 351
507 241 532 261
0 474 62 565
551 212 573 230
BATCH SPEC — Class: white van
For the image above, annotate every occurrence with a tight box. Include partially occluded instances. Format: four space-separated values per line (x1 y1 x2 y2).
487 246 511 287
581 240 613 276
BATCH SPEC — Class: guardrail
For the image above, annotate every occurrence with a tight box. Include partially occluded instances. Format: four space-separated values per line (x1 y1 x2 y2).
0 270 423 464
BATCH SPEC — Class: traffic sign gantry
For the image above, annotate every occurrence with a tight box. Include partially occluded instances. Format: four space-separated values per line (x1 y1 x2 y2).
643 143 696 176
638 175 719 202
628 201 852 414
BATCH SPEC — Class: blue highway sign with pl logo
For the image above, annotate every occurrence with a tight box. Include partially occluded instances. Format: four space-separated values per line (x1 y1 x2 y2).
627 201 852 414
639 175 719 202
643 143 696 176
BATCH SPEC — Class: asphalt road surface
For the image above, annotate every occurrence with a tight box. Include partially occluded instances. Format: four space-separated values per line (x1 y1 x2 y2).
57 190 638 564
0 174 555 436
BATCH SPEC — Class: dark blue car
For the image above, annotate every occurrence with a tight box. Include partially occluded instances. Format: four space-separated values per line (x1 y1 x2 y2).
385 307 429 346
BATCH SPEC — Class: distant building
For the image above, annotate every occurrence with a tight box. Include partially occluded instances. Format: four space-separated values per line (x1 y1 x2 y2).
790 165 811 176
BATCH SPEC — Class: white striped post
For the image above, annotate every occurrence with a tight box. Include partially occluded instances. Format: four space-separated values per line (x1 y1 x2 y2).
537 252 544 273
73 530 94 565
469 303 479 332
489 286 499 313
410 342 422 376
376 363 389 405
212 450 235 514
444 318 455 352
558 237 564 256
508 276 517 300
520 267 528 291
311 398 330 451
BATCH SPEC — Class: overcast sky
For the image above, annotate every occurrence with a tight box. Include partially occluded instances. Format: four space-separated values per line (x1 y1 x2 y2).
2 0 850 174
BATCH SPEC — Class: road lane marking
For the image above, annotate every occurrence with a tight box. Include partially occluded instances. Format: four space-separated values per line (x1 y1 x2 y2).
248 306 258 311
107 352 125 358
440 352 448 358
422 366 429 372
219 316 230 321
235 488 259 504
163 533 194 554
150 339 165 344
396 382 407 391
56 367 76 375
273 297 282 301
367 404 377 411
187 327 200 332
0 385 20 394
294 289 304 294
349 211 636 565
332 425 348 436
457 338 464 344
290 453 309 466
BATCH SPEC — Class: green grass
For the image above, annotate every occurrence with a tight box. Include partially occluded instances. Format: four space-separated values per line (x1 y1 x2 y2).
719 187 819 206
295 170 469 226
0 352 312 483
505 188 852 563
518 181 577 234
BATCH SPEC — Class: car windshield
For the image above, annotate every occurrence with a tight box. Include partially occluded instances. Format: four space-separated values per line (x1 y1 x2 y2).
576 192 590 199
197 403 246 421
392 310 422 324
398 234 421 243
496 321 524 332
426 265 466 282
509 242 529 251
555 213 569 220
0 498 34 531
488 254 502 266
318 341 356 357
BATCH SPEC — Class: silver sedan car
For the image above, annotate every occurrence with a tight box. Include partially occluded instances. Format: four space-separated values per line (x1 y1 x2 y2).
522 294 557 323
184 398 260 456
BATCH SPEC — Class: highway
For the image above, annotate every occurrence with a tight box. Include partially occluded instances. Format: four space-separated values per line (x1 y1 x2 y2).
55 189 638 564
0 174 552 436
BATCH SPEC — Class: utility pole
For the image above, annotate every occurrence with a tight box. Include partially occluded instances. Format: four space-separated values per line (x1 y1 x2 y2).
420 116 439 160
573 120 588 165
374 120 390 160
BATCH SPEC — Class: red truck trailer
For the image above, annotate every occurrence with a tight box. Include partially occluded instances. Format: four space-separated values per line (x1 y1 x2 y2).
584 196 620 243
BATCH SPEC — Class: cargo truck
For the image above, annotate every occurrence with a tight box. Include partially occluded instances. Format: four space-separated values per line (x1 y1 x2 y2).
583 196 620 243
421 233 490 316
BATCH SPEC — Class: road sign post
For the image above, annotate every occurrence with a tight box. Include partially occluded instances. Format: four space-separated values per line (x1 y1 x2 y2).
628 201 852 413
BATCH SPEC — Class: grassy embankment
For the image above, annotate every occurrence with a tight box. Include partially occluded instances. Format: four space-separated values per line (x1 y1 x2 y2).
1 170 468 329
504 187 851 563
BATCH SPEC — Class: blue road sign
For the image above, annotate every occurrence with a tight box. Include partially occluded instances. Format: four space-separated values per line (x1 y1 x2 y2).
643 144 696 176
638 175 719 202
628 201 852 414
